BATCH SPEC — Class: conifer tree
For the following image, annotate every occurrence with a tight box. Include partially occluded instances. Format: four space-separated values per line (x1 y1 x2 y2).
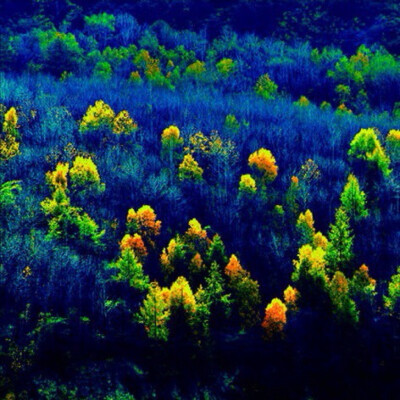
138 282 170 341
325 207 354 273
340 173 368 220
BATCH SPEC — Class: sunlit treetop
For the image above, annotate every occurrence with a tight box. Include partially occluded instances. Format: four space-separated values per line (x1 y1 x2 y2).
185 218 208 242
283 285 299 310
120 233 148 260
325 207 354 273
126 205 161 244
2 107 18 136
261 298 287 339
297 209 315 234
216 58 235 75
185 60 206 76
340 173 368 220
329 271 359 324
178 153 204 181
296 209 316 246
350 264 376 301
169 276 197 314
69 156 105 192
239 174 257 194
386 129 400 162
383 266 400 313
161 125 183 148
292 244 328 287
295 96 310 107
112 110 138 135
313 231 328 250
224 254 244 279
46 162 69 191
79 100 115 132
348 128 391 176
0 134 19 162
248 148 278 182
160 236 186 278
138 281 170 341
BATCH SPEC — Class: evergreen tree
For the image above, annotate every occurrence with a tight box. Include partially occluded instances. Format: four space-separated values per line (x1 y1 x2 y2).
325 207 354 273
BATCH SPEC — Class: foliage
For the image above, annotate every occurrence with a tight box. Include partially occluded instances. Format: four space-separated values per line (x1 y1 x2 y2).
348 128 391 176
340 173 368 220
261 298 287 339
254 73 278 100
325 207 354 273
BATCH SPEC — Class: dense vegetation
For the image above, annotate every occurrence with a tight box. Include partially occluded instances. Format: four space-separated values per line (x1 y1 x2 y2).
0 1 400 398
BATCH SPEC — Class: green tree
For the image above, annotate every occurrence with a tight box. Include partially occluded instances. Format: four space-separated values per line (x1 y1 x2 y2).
137 282 170 341
329 271 359 325
340 173 368 220
325 207 354 273
384 266 400 314
348 128 391 176
111 249 149 291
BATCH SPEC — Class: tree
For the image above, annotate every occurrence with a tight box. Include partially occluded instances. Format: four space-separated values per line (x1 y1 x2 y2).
340 173 368 220
348 128 391 176
41 162 105 249
325 207 354 273
216 58 235 75
329 271 359 325
292 244 328 293
283 285 300 311
160 236 187 279
383 266 400 314
386 129 400 164
111 249 149 291
138 282 170 341
238 174 257 195
248 148 278 183
224 255 261 328
206 233 228 267
79 100 115 133
69 156 105 193
261 298 287 339
254 73 278 100
113 110 137 135
120 234 148 261
93 61 112 80
296 209 315 246
126 205 161 247
0 106 20 161
161 125 183 160
350 264 376 304
42 32 83 76
178 154 203 181
2 107 18 137
0 180 21 211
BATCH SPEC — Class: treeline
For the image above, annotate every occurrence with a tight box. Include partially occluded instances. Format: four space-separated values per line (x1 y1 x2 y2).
1 0 400 54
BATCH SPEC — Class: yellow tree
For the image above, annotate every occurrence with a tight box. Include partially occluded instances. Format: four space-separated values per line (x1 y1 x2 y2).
112 110 137 135
161 125 183 166
79 100 115 132
248 148 278 183
178 154 203 181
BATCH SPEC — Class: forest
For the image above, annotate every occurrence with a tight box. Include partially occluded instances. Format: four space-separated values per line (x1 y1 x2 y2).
0 0 400 399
